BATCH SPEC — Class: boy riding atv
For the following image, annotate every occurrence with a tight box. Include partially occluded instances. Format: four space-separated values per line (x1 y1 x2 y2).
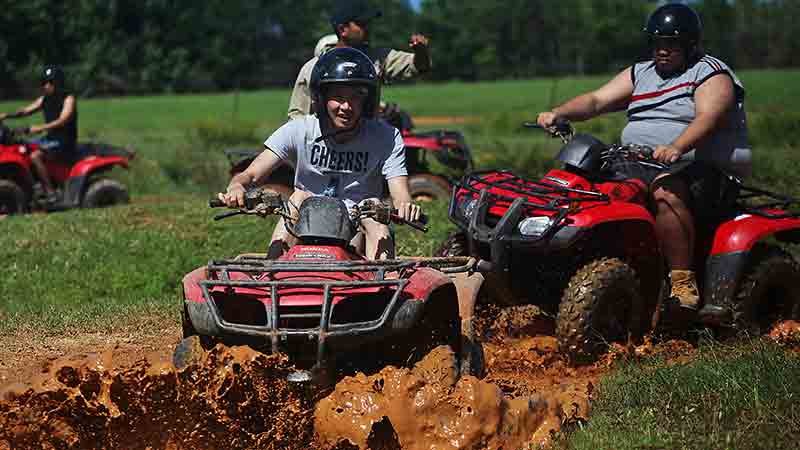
0 65 78 206
219 47 422 260
536 3 751 322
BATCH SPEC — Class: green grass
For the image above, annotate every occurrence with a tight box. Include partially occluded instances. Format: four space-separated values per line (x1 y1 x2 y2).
2 70 800 448
556 338 800 450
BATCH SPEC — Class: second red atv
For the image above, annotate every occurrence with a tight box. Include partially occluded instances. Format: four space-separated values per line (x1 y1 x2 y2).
224 107 473 202
438 121 800 362
176 190 485 386
0 124 133 215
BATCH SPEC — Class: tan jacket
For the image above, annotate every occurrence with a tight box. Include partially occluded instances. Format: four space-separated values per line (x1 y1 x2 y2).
287 47 421 120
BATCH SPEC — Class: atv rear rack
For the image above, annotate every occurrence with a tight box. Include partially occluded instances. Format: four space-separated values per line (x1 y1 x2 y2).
736 185 800 219
197 256 476 367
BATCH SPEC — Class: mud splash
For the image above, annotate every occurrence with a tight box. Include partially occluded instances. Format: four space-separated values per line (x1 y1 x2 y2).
0 346 312 449
315 346 565 450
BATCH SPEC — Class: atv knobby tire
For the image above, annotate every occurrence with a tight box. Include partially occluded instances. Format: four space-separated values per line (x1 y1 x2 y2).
732 244 800 333
408 174 451 202
82 178 130 208
434 231 468 257
556 257 641 364
0 179 26 215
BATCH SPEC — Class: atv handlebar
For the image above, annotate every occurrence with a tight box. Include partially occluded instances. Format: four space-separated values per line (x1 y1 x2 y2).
523 117 574 143
209 191 429 232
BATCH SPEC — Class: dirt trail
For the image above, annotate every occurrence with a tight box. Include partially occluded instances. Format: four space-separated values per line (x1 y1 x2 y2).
3 306 797 449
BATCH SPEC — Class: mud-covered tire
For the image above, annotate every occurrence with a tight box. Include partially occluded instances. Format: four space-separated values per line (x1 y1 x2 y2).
556 257 641 364
0 179 27 215
732 244 800 333
82 178 130 208
173 335 209 369
434 231 468 257
409 174 451 202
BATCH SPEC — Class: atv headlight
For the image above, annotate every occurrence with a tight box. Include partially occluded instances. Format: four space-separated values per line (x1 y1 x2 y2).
517 216 552 237
458 197 478 220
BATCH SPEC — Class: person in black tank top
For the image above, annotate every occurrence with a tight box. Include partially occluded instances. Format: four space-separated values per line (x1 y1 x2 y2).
0 65 78 202
534 4 746 318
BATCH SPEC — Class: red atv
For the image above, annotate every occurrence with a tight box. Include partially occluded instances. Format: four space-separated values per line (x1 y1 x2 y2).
0 124 133 214
438 120 800 362
176 190 485 386
224 108 473 202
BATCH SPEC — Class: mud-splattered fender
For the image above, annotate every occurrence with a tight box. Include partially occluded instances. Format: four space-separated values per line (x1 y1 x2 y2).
182 266 220 336
391 267 458 331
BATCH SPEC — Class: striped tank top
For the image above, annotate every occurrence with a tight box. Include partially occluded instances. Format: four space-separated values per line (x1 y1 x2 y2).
621 55 752 178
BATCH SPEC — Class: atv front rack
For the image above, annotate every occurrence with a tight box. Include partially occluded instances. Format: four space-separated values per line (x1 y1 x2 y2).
457 169 608 211
197 256 476 367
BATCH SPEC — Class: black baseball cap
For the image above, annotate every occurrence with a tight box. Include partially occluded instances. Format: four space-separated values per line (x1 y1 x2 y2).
330 0 383 27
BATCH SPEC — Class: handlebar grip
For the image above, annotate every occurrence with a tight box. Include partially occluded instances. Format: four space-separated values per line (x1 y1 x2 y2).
209 198 226 208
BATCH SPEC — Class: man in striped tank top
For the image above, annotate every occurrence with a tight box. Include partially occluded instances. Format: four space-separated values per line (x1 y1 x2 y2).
536 4 751 315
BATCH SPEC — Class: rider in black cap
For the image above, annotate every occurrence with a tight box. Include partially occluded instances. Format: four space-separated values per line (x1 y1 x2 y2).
223 48 422 260
288 0 431 119
0 65 78 204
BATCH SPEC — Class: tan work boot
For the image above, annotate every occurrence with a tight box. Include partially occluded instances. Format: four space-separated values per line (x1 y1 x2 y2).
669 270 700 311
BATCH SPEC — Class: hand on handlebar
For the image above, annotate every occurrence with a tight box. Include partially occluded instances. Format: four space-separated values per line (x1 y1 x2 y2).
652 144 684 165
395 201 422 223
536 111 560 129
217 183 246 208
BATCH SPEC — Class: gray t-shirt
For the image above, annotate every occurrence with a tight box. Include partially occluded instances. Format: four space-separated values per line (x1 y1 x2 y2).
621 55 752 178
264 115 407 206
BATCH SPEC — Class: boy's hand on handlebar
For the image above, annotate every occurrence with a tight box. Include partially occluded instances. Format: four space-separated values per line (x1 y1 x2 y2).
653 144 683 164
396 202 422 222
536 111 560 129
218 183 246 208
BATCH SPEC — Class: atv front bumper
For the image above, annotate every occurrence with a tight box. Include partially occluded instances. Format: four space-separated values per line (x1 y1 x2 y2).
184 256 476 371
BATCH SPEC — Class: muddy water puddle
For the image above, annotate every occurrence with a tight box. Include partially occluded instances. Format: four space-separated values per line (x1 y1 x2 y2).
4 307 794 449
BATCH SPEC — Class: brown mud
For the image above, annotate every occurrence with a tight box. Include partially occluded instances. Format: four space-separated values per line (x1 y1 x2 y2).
1 305 797 449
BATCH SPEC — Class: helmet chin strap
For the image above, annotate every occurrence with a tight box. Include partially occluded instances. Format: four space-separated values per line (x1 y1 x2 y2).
314 115 362 144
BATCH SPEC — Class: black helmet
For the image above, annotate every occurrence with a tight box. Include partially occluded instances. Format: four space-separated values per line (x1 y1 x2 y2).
309 47 380 119
41 65 65 86
644 4 702 47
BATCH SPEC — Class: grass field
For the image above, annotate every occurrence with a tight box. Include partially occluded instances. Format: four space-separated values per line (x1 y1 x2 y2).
2 70 800 449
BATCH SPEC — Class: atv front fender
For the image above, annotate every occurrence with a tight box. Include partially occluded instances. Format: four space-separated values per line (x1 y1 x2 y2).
182 266 220 336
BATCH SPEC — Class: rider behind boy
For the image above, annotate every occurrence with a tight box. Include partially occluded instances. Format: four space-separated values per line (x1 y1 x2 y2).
219 47 421 260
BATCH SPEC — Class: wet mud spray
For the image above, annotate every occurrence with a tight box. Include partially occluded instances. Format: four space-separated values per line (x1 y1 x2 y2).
2 310 798 449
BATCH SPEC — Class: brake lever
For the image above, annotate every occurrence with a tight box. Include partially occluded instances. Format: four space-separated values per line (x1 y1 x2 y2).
391 214 429 233
214 210 246 221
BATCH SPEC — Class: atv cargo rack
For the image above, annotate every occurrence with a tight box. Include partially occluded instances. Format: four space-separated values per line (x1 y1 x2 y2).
457 170 608 209
737 185 800 219
197 256 476 366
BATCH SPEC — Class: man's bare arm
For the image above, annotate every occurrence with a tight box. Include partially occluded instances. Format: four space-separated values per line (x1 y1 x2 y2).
219 149 284 207
30 96 75 133
538 68 634 126
0 97 43 120
673 74 735 153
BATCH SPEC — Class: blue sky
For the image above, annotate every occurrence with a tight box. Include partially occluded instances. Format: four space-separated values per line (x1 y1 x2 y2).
409 0 422 11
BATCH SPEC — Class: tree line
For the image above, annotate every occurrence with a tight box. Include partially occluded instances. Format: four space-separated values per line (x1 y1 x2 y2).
0 0 797 99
